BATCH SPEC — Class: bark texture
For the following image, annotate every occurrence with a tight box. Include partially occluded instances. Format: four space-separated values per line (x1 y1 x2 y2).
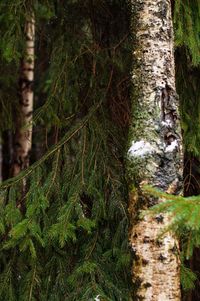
128 1 183 300
12 14 35 176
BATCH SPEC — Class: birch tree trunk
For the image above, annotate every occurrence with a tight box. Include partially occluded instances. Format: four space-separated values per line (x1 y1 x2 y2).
128 1 183 300
12 14 35 176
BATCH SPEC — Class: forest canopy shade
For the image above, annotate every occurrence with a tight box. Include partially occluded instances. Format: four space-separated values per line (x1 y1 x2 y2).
0 0 200 301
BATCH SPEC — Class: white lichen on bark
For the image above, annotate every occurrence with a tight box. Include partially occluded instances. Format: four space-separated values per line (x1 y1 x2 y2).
165 140 178 152
128 140 155 157
128 0 183 300
12 14 35 176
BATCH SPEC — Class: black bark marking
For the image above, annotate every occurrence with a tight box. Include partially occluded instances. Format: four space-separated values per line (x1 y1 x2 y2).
142 259 149 266
154 214 164 223
25 36 33 42
164 132 177 147
26 111 33 118
161 84 178 125
22 68 34 72
20 79 34 91
143 236 151 243
156 239 163 247
158 254 167 262
19 99 30 107
143 282 152 289
170 245 178 254
158 1 167 19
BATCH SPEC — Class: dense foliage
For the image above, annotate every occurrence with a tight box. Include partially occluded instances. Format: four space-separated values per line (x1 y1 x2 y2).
0 1 132 300
0 0 200 300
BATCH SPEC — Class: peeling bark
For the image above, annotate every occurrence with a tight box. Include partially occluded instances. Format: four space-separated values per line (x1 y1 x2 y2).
128 0 183 300
12 14 35 177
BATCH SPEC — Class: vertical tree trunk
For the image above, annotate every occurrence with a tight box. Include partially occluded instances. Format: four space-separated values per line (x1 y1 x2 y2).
12 13 35 176
128 1 183 300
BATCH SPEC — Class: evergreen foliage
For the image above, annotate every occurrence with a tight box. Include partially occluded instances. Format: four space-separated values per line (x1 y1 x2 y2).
176 50 200 158
174 0 200 66
173 1 200 296
175 47 200 297
0 0 200 299
142 185 200 290
0 0 132 300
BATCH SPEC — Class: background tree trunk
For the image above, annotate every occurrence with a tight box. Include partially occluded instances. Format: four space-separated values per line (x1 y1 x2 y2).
12 13 35 177
128 0 183 300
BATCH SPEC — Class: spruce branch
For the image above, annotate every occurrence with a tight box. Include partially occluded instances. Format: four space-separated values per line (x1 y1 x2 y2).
0 102 101 190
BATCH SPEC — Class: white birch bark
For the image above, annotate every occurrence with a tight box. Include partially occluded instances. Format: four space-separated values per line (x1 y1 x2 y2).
12 14 35 176
128 1 183 300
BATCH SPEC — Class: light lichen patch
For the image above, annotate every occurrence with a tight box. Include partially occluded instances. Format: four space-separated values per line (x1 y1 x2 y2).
165 140 178 152
128 140 155 157
161 120 172 127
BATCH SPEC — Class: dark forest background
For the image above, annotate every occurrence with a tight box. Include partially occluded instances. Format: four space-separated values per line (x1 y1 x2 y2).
0 1 200 300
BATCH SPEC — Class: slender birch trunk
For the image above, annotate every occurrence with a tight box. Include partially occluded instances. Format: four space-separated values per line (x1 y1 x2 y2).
12 14 35 176
128 1 183 300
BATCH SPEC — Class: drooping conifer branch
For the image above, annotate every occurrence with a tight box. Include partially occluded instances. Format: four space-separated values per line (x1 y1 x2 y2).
0 101 101 189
